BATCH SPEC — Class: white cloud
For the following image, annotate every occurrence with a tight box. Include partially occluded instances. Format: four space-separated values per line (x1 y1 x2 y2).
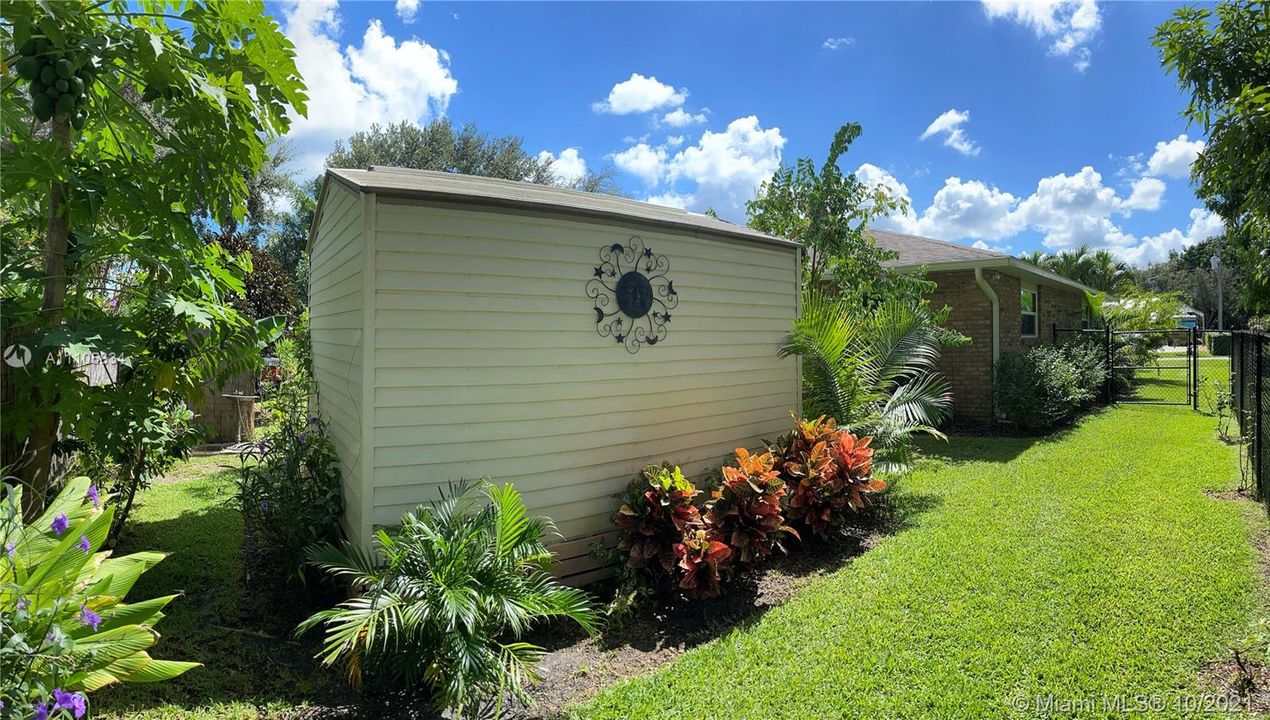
661 108 708 127
920 109 981 156
281 1 458 174
611 143 668 186
537 148 588 185
592 73 687 115
1014 166 1133 249
981 0 1102 71
666 116 786 219
645 192 695 210
1124 176 1166 211
1146 133 1205 179
395 0 419 23
1118 209 1225 265
856 163 912 207
918 177 1021 239
823 37 855 50
972 239 1014 253
665 135 686 148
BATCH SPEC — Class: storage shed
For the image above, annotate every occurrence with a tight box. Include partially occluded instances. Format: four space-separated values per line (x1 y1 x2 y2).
307 167 802 582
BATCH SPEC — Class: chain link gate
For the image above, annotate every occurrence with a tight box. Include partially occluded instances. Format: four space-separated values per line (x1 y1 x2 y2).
1052 326 1199 407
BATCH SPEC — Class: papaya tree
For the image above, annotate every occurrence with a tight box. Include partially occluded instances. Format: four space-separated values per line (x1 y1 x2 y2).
0 1 307 518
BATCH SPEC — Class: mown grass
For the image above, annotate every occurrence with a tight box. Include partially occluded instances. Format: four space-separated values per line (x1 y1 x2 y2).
574 405 1267 719
95 459 352 720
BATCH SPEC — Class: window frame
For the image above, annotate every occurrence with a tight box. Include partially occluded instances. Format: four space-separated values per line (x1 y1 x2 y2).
1020 285 1039 338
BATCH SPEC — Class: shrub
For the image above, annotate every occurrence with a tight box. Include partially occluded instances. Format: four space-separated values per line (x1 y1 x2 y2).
234 378 343 590
994 344 1103 431
704 448 798 564
776 416 885 538
1208 333 1231 356
298 480 599 719
1 477 199 718
674 528 732 600
613 463 703 592
779 293 957 474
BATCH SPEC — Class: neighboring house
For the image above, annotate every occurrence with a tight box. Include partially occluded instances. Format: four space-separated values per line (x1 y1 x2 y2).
306 167 801 583
871 229 1098 424
1175 305 1205 330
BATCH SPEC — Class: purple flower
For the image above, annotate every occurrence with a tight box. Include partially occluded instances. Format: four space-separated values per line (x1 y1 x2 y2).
308 415 319 425
53 689 86 719
86 485 100 508
51 513 69 537
79 604 101 632
16 597 28 612
33 703 48 720
297 433 308 444
5 541 13 561
79 535 91 554
259 500 270 512
257 441 267 453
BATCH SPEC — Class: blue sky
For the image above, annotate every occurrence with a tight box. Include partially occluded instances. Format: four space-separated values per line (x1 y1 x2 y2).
266 0 1221 266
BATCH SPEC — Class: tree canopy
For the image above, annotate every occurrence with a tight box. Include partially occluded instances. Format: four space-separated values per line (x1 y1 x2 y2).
1154 1 1270 312
0 0 306 514
746 123 924 303
1017 245 1133 293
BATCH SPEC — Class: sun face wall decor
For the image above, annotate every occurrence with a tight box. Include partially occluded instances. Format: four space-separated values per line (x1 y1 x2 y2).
585 236 679 354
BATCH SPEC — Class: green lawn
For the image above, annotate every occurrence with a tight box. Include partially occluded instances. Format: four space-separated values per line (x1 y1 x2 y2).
95 457 352 720
574 405 1268 720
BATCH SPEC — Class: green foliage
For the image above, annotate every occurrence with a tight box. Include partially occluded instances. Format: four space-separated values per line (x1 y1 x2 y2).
1017 244 1133 293
298 480 600 718
993 344 1104 431
1154 2 1270 312
69 400 201 544
0 0 306 514
747 123 928 303
613 463 705 595
234 377 342 590
1133 235 1252 329
1 477 199 717
778 292 957 472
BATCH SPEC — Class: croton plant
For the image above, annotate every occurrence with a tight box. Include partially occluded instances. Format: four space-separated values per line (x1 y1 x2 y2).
778 415 885 538
705 448 799 564
614 463 703 590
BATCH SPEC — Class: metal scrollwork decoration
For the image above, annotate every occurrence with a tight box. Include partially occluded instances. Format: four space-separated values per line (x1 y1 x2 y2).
585 236 679 354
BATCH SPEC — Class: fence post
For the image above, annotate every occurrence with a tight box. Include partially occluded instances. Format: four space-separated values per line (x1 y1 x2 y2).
1256 334 1264 501
1192 327 1199 411
1104 325 1113 404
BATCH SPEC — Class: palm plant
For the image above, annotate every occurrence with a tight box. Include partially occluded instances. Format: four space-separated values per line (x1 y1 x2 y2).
778 292 955 472
297 480 600 718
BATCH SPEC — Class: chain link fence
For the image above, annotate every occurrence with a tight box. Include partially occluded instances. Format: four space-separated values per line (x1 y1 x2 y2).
1231 331 1268 509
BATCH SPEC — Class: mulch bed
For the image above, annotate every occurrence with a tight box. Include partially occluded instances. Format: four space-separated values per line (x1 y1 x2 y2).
506 528 880 719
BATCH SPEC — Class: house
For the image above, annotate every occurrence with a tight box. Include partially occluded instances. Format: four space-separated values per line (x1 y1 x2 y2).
871 229 1098 423
306 167 802 583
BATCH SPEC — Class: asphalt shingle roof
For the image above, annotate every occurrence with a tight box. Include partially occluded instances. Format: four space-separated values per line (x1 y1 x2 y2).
869 228 1005 267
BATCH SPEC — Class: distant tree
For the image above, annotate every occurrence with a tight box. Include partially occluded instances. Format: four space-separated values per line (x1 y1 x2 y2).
1133 234 1252 328
1154 2 1270 312
747 123 921 302
325 119 548 182
1016 244 1131 293
264 177 319 305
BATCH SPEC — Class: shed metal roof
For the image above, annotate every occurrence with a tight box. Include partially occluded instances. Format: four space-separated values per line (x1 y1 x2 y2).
321 166 798 251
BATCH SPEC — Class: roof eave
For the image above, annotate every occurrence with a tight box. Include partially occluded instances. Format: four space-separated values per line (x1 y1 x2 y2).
889 256 1099 295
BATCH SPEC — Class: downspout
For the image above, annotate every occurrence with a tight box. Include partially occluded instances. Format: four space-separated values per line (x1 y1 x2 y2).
973 268 1000 365
974 268 1000 421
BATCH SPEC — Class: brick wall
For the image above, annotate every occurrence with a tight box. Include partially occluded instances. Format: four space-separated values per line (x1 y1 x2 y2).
927 269 1083 423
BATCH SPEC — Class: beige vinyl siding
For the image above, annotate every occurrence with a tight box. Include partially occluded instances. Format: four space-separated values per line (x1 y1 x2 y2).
367 199 800 541
308 181 367 542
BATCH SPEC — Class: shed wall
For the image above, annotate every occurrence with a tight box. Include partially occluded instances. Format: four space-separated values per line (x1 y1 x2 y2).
367 199 801 546
308 181 368 541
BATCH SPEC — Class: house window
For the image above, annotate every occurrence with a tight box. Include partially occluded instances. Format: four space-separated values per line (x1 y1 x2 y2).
1021 288 1038 338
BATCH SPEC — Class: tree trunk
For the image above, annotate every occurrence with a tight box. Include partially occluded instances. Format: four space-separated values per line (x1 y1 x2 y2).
18 116 72 519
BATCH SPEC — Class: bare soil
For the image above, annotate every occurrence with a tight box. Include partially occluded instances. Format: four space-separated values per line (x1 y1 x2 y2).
506 528 881 720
